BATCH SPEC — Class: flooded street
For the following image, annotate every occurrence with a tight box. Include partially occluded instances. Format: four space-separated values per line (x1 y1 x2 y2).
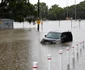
0 20 85 70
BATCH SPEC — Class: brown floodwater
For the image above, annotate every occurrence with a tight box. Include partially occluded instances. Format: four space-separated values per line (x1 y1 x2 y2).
0 29 30 70
0 20 85 70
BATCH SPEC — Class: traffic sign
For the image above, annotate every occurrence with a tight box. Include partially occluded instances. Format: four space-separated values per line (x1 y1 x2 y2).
37 20 41 24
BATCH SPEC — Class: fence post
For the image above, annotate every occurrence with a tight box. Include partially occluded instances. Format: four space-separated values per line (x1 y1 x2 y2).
66 47 70 70
47 54 51 70
33 62 38 70
59 50 63 70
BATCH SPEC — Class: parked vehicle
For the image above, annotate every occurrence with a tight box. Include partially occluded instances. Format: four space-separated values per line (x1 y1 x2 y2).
40 31 73 44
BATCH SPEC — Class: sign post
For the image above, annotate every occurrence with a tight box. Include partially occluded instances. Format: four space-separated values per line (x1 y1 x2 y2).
37 0 40 31
37 19 41 31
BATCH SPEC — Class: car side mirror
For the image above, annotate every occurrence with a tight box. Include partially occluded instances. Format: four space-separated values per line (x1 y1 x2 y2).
45 35 47 37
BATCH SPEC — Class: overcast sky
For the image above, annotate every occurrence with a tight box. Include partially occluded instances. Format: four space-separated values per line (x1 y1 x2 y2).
30 0 84 8
0 0 84 8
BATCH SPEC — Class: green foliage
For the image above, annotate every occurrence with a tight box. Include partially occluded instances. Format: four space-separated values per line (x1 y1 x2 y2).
64 1 85 19
39 2 48 19
34 2 48 20
47 1 85 20
0 0 37 22
0 0 85 21
47 4 65 20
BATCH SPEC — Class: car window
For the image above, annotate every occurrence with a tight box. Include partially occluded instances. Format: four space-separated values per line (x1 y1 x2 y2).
46 32 61 39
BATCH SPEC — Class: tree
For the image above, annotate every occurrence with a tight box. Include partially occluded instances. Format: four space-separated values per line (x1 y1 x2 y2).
64 1 85 19
40 2 48 19
47 4 65 20
0 0 37 22
34 2 48 20
76 1 85 19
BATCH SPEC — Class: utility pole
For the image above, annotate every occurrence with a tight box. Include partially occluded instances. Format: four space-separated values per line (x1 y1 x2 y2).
66 0 68 18
37 0 40 31
66 0 68 20
75 0 76 21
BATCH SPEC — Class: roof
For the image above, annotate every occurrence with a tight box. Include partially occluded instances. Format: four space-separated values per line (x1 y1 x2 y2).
49 29 71 33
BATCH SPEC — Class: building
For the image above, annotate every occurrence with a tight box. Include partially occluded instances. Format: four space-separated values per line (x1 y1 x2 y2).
0 19 13 29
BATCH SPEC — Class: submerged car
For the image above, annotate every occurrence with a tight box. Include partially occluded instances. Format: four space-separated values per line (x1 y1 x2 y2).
40 31 73 44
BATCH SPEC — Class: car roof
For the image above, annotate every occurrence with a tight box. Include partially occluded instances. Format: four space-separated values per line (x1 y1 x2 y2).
49 30 71 33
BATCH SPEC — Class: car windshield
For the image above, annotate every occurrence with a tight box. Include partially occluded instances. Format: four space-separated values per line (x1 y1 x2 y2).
46 32 61 39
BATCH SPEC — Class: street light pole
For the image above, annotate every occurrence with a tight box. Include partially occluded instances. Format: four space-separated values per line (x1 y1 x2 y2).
37 0 40 31
75 0 76 21
66 0 68 18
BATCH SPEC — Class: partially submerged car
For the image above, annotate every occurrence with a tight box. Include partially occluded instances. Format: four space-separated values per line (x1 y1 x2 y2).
40 31 73 44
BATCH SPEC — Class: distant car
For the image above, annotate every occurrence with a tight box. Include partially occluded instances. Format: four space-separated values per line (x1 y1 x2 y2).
40 31 73 44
